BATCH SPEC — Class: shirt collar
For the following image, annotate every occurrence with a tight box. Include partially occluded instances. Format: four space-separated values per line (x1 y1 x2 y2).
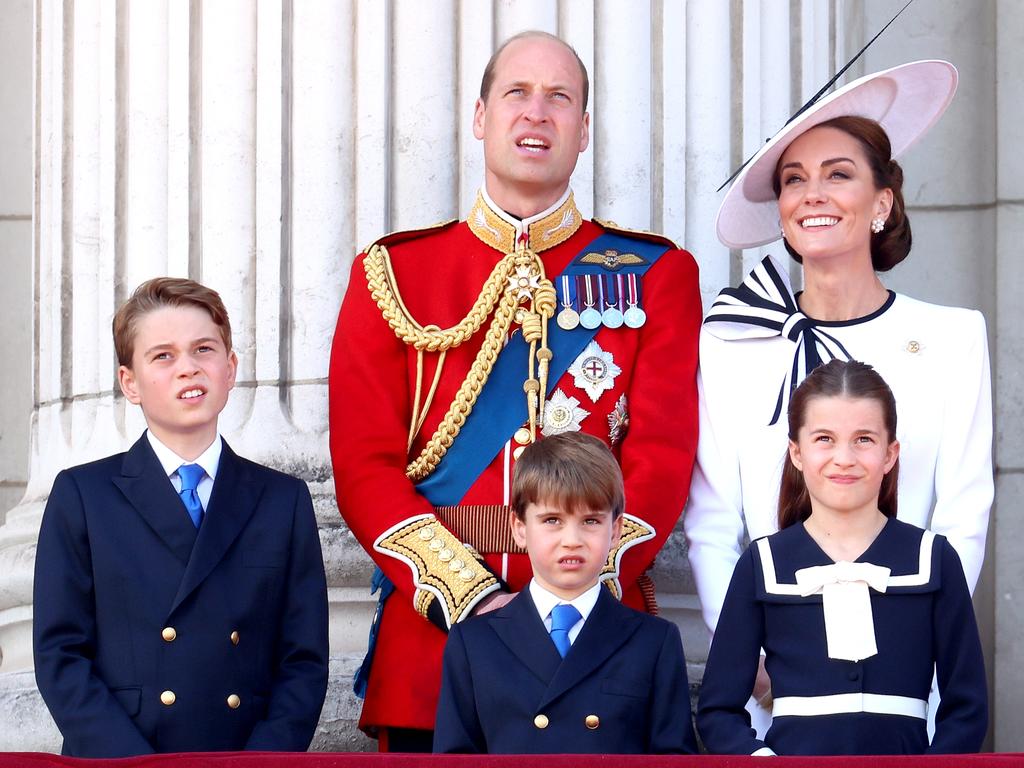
146 430 223 481
528 579 602 625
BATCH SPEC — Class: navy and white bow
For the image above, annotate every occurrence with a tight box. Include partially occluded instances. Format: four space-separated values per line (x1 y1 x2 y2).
703 255 853 425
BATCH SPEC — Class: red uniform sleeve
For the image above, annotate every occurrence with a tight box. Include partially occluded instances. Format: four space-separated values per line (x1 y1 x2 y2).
329 252 500 630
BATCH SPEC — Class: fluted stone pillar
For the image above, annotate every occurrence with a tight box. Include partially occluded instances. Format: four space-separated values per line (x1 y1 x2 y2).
2 0 1012 752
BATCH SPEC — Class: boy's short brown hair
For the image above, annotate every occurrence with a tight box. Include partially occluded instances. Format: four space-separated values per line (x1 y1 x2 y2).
511 432 624 520
112 277 233 367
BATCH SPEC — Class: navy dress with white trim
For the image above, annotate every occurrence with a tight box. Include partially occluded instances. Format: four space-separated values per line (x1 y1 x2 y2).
696 518 987 755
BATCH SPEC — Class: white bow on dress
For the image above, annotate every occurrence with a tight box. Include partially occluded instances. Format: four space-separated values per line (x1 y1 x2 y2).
795 561 891 662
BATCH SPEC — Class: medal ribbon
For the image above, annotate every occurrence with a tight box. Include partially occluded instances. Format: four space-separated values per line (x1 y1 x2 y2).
605 275 619 309
560 275 576 309
626 273 640 308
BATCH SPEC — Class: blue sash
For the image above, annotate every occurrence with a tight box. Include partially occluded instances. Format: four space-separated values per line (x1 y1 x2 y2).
415 232 670 505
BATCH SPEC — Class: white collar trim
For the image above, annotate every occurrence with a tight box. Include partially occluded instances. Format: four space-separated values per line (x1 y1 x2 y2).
756 528 935 595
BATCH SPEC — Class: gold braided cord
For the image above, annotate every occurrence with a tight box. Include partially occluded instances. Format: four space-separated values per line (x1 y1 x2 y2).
365 244 517 352
407 344 447 452
532 281 557 423
405 283 520 480
364 242 554 481
415 347 447 448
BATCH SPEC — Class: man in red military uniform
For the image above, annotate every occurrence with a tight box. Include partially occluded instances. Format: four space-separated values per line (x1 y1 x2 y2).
329 30 701 751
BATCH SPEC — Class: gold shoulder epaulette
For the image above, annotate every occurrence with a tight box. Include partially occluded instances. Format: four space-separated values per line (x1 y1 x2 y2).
361 218 459 255
593 218 679 251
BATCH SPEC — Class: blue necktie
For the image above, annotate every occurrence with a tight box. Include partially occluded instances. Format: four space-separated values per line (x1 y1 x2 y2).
177 464 205 528
549 603 582 658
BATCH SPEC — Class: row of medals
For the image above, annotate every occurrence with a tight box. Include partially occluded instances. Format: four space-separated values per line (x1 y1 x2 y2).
556 274 647 331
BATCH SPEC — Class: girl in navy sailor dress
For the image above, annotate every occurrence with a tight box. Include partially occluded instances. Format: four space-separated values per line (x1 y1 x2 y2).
696 360 987 755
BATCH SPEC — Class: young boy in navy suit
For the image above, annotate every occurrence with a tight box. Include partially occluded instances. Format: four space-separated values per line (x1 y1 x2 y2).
33 278 329 757
433 431 697 753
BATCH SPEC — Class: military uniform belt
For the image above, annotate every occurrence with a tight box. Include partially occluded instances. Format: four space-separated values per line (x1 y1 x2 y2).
434 505 526 555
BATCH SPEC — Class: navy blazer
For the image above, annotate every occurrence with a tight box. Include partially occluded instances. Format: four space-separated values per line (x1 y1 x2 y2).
434 586 697 754
32 434 329 757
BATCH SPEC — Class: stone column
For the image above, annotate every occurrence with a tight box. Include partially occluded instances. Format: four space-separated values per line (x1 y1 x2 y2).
0 0 35 741
0 0 33 522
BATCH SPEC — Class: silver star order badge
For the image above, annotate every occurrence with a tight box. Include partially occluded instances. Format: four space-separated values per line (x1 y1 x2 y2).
568 340 622 402
607 393 629 446
508 265 540 300
542 388 590 435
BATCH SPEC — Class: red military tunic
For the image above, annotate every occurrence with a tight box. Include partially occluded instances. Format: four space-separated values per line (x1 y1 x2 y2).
329 190 701 734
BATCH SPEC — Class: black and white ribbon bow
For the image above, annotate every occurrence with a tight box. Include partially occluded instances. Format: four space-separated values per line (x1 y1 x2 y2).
703 255 853 425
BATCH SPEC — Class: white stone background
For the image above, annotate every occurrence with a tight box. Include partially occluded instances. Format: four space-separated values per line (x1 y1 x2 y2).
0 0 1020 752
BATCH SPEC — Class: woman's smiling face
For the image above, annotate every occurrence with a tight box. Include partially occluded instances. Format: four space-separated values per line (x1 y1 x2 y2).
776 126 893 265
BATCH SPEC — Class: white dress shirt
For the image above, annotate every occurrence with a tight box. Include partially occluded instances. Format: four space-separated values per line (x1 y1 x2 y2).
528 579 602 647
146 430 223 512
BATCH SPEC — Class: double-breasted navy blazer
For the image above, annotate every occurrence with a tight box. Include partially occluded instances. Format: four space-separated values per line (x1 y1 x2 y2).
434 586 697 754
32 434 329 757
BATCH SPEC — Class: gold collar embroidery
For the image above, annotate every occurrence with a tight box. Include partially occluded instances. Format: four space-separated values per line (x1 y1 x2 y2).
467 191 582 254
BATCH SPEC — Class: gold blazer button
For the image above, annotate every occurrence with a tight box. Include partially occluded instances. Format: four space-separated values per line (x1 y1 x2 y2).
160 690 176 706
161 627 177 642
227 694 241 709
585 714 600 729
230 630 240 645
533 714 549 729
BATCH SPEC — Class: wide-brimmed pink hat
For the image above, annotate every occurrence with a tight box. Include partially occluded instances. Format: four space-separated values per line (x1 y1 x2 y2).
715 59 958 249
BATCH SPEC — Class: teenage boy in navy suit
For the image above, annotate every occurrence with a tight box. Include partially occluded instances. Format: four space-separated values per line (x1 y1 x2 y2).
433 431 697 753
33 278 329 757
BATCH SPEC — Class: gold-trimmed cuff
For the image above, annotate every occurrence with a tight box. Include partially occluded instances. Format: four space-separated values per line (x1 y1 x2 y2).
374 514 500 628
600 513 657 599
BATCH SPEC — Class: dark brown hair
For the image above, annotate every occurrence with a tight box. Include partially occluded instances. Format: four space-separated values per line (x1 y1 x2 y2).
777 359 899 529
112 277 233 367
479 30 590 113
512 432 623 520
773 115 912 272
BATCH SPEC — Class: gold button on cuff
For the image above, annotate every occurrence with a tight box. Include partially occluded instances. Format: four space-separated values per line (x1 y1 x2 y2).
230 630 240 646
160 690 176 706
459 568 475 581
513 427 531 445
449 558 465 571
533 714 549 729
161 627 177 642
438 548 454 562
429 538 444 551
419 526 435 540
585 714 600 730
513 446 526 461
227 694 241 709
